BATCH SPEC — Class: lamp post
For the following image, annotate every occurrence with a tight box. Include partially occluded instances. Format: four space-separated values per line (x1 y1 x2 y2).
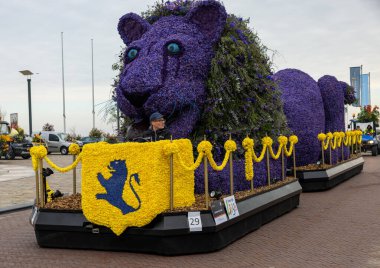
19 70 33 136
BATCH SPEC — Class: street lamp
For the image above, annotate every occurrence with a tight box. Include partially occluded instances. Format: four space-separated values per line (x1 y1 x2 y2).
19 70 33 136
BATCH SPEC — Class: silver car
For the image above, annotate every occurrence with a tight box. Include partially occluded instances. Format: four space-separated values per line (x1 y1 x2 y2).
40 131 82 155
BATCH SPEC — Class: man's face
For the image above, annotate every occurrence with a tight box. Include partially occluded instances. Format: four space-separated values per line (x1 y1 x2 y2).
151 118 165 130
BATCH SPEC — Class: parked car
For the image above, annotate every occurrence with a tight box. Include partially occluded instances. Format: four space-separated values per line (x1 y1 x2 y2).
5 139 33 159
40 131 83 155
80 136 102 145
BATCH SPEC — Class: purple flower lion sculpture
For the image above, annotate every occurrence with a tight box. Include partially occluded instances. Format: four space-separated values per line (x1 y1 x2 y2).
114 0 288 194
116 1 226 138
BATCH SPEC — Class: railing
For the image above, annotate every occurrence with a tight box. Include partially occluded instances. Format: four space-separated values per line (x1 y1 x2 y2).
30 135 298 210
317 130 362 166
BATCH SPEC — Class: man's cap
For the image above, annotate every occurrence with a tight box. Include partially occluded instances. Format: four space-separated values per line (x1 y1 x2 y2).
150 112 164 122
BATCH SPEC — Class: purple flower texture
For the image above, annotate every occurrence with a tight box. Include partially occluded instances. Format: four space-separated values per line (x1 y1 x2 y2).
339 81 356 105
273 69 325 166
116 1 227 138
318 75 345 164
318 75 345 133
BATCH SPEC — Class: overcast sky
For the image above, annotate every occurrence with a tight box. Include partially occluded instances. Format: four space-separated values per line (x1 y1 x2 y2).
0 0 379 136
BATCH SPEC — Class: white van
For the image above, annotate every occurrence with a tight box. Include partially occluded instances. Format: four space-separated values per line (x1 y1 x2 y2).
40 131 82 155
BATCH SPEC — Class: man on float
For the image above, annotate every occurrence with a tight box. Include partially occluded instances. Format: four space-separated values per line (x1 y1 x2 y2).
142 112 171 141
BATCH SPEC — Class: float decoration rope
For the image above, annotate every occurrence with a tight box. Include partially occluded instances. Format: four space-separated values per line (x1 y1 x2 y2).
164 140 237 171
30 145 82 173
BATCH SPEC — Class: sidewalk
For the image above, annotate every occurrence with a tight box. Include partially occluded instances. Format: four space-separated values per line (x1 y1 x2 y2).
0 155 81 209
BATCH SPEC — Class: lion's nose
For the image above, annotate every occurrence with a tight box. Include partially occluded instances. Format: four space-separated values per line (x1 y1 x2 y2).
124 92 150 108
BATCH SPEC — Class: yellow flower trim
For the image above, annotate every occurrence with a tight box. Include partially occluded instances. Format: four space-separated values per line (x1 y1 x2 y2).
197 140 213 153
69 143 81 155
262 136 273 146
224 140 237 152
242 135 298 181
203 140 237 171
30 146 48 171
242 137 254 150
343 131 351 146
163 142 180 156
81 139 194 235
44 155 82 173
278 136 288 145
30 145 82 172
283 135 298 157
317 133 327 141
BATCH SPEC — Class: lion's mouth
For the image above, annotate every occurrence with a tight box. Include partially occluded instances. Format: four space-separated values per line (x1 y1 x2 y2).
123 92 150 108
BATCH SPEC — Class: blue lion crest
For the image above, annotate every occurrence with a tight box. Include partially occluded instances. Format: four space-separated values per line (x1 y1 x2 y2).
96 160 141 215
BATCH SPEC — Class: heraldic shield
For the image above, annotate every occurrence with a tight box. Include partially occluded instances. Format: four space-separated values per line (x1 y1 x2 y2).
81 139 195 235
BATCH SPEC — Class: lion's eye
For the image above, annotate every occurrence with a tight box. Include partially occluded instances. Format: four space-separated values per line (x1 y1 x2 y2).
127 48 139 61
166 42 182 55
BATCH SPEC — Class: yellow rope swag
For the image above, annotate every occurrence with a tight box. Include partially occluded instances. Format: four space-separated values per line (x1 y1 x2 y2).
163 139 237 171
317 130 362 166
30 144 82 206
242 135 298 190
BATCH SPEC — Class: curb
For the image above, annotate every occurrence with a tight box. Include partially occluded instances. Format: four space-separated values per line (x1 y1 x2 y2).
0 202 34 214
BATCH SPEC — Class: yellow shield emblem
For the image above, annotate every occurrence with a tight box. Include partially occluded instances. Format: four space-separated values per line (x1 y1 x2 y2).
81 139 195 235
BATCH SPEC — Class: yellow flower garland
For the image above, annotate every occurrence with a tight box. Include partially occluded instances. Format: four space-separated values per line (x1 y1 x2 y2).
284 135 298 157
242 135 298 181
69 143 81 155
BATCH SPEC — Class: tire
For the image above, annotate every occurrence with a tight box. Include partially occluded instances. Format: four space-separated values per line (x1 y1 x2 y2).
371 146 378 156
22 155 31 159
5 149 15 160
60 146 68 155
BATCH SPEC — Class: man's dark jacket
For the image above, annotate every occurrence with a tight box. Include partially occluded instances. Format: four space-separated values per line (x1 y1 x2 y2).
141 127 171 142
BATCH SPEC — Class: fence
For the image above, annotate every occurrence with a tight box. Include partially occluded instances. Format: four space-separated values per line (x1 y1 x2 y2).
30 135 298 210
317 130 362 166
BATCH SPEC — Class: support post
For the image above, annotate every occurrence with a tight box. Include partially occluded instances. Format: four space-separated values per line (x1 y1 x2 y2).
329 146 332 165
39 159 45 207
204 155 209 209
35 168 40 207
281 147 285 180
321 142 325 168
266 147 270 186
229 134 234 195
72 155 77 194
293 146 296 179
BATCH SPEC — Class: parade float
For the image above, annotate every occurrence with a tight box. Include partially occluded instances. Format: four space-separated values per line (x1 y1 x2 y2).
29 0 303 255
274 69 364 191
29 0 363 254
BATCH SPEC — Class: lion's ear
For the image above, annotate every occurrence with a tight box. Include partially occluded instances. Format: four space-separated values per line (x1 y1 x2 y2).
118 13 151 45
185 0 227 44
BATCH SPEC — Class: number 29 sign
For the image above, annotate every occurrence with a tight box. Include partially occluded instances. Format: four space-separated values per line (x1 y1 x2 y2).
188 211 202 232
